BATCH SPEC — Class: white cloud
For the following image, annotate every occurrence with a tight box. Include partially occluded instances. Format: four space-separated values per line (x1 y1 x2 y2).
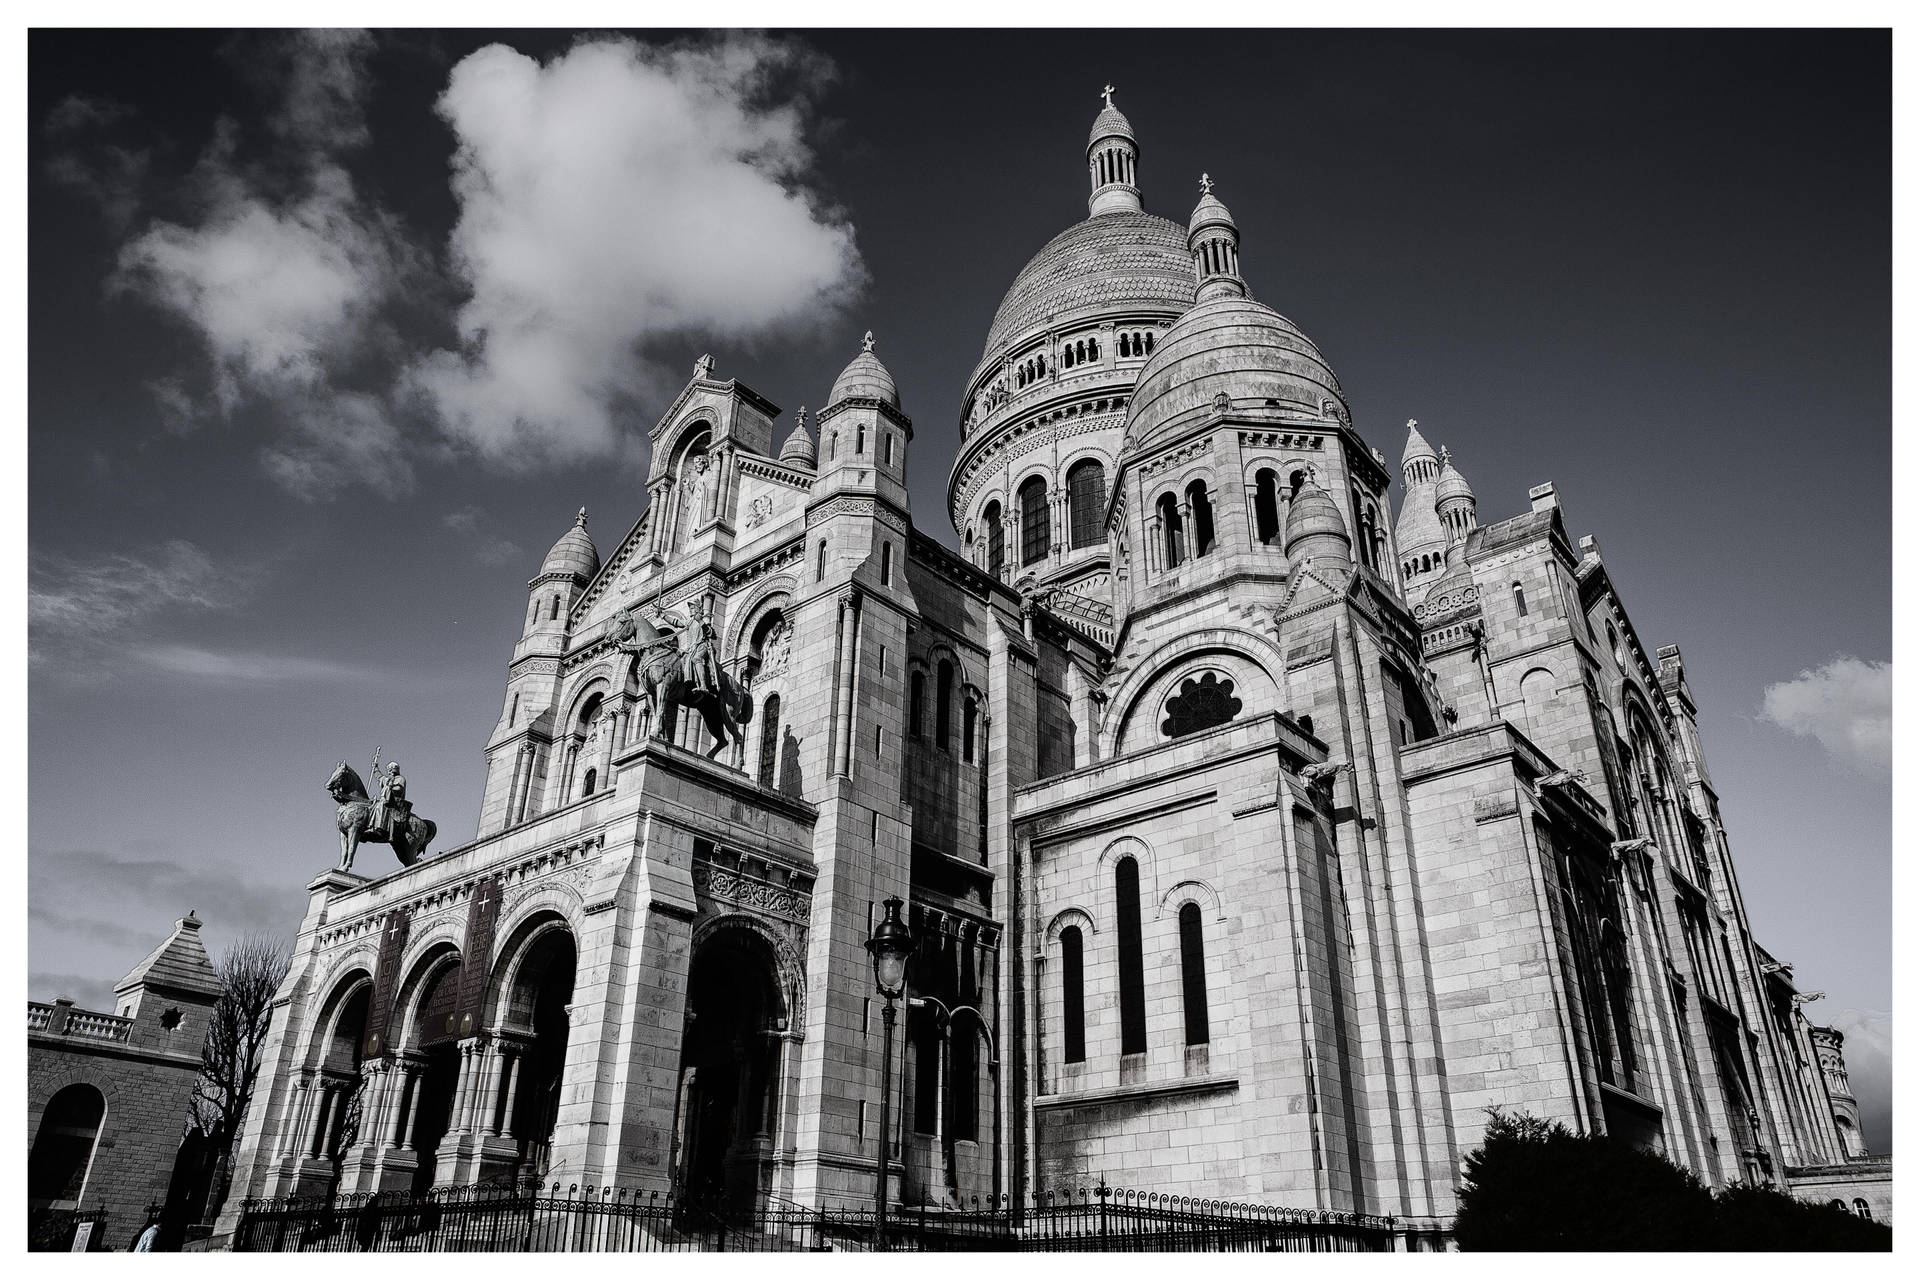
29 539 231 643
107 31 416 500
133 644 369 684
411 34 864 464
1760 656 1891 774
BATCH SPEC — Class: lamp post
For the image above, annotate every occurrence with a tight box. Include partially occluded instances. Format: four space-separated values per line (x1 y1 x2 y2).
865 896 913 1249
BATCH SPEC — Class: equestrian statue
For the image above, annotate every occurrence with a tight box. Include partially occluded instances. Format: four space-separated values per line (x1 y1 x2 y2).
608 598 752 759
327 750 438 872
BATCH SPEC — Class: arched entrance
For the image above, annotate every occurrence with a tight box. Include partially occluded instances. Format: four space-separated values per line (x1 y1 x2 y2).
492 921 577 1187
399 951 463 1193
29 1084 106 1210
673 925 787 1213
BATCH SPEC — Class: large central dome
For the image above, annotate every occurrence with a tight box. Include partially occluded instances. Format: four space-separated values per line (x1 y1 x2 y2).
979 211 1192 361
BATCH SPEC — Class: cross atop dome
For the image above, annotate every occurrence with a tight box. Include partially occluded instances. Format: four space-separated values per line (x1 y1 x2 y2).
575 507 588 527
1199 172 1213 195
862 330 875 353
1101 83 1116 109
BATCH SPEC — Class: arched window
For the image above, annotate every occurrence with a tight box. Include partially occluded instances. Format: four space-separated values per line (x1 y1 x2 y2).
1067 459 1106 549
1087 337 1099 361
1254 469 1281 544
581 767 597 798
1119 333 1131 358
1186 479 1216 556
1854 1199 1872 1220
909 672 925 739
828 431 837 460
880 540 893 586
1178 902 1210 1045
1513 582 1528 616
816 540 827 582
1143 332 1154 355
549 595 560 622
1115 858 1147 1055
984 501 1005 576
936 660 954 748
963 697 978 762
757 694 781 787
28 1083 106 1210
1157 492 1184 567
1020 476 1049 566
885 432 895 466
1059 925 1086 1064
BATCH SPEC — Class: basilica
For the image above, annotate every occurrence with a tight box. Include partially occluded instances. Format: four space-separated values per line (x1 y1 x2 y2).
218 94 1869 1235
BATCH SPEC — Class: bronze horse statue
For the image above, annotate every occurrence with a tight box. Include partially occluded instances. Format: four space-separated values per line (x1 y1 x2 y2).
327 762 437 872
609 607 752 760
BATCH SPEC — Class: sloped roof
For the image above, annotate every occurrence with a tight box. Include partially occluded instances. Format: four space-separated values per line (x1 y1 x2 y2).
114 911 221 997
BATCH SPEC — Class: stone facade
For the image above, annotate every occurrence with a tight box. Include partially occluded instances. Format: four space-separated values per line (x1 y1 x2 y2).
218 94 1879 1240
28 913 220 1246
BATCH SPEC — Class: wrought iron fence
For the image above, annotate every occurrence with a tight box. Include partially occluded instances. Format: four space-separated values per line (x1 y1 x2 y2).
234 1181 1407 1253
27 1205 113 1252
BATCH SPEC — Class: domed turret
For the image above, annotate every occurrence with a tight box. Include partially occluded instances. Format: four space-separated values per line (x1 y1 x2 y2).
1087 85 1142 217
1188 175 1245 304
827 331 899 409
779 405 818 471
1434 447 1478 544
541 507 600 581
1284 476 1352 567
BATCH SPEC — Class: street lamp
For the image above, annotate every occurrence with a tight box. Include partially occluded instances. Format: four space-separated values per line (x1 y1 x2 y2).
865 896 913 1246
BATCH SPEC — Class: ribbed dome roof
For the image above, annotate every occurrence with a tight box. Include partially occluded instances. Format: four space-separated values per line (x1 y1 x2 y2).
1284 480 1349 554
1124 294 1347 445
981 212 1192 360
1089 104 1135 147
541 508 599 580
828 332 899 408
779 410 817 470
1188 190 1235 236
1401 420 1437 467
1436 457 1475 504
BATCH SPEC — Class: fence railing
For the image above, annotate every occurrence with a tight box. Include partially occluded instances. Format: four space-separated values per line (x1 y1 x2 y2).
233 1182 1406 1253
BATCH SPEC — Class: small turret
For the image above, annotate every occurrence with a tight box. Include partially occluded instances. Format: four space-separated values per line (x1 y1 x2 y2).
779 406 818 472
816 331 912 502
527 508 598 635
1087 84 1142 217
112 910 221 1053
1284 474 1351 568
1434 447 1478 545
1188 174 1245 304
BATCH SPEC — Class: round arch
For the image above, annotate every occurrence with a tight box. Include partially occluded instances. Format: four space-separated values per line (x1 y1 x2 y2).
1104 629 1286 754
28 1083 107 1210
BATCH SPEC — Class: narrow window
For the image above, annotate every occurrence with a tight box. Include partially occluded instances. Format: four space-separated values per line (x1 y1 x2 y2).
1254 469 1281 543
549 596 560 622
1179 902 1210 1045
984 501 1005 576
1088 337 1099 361
1513 582 1528 616
1067 459 1106 549
1019 476 1049 566
1187 479 1216 556
948 1029 978 1141
910 671 925 739
880 541 893 586
1060 926 1086 1064
581 767 597 798
758 694 782 786
911 1009 938 1135
873 723 882 757
856 423 866 454
509 692 519 726
936 660 954 748
1116 857 1147 1055
1157 492 1184 567
885 432 895 466
1144 332 1154 355
816 541 827 582
828 432 837 461
963 698 978 763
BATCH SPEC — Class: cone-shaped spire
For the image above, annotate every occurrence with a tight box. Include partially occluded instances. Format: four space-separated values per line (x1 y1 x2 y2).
1087 85 1143 217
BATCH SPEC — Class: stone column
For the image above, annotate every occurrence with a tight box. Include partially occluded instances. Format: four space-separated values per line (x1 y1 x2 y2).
307 1083 336 1158
279 1076 314 1159
488 1048 520 1138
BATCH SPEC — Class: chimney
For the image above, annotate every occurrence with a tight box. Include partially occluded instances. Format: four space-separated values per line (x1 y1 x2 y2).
1529 482 1558 513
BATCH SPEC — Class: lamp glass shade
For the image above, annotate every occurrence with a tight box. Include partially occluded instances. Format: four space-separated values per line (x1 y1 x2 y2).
866 896 913 998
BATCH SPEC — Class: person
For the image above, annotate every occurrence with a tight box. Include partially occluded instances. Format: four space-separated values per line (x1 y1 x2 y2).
132 1215 161 1252
374 762 407 839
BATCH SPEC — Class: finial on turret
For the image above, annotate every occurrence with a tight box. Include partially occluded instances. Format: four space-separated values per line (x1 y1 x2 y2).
1407 418 1418 431
796 405 808 425
693 353 715 380
1439 446 1452 466
1101 83 1116 109
575 506 588 527
1199 172 1213 196
862 330 875 353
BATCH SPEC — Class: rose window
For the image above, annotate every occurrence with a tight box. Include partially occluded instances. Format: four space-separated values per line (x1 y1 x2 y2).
1161 672 1243 739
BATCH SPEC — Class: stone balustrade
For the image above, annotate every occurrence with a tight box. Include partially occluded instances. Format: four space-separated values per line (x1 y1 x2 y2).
28 1000 134 1042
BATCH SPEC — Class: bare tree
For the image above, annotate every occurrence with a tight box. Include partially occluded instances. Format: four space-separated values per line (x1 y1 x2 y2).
192 932 291 1210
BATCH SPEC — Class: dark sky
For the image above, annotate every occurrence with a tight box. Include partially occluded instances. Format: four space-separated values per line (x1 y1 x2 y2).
27 29 1891 1148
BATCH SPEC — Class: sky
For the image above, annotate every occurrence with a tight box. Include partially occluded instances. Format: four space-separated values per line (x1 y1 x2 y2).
27 29 1891 1152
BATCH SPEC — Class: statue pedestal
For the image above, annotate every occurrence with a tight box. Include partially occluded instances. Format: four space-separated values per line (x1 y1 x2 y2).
308 868 369 896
